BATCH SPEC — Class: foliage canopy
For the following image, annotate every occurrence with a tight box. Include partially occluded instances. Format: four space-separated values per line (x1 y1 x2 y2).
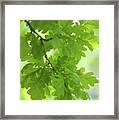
20 20 99 100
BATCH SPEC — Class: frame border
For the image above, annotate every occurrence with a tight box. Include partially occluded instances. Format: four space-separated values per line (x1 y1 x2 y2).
0 0 118 119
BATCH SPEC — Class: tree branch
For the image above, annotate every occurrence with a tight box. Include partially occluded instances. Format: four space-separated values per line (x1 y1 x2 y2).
25 20 55 72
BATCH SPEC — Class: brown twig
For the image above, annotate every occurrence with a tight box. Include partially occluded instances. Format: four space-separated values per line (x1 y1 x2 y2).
25 20 55 71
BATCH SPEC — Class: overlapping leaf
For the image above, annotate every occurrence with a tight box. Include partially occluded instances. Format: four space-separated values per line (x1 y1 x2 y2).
77 67 98 89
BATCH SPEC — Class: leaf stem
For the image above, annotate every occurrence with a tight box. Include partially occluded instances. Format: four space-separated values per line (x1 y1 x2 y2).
25 20 55 72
